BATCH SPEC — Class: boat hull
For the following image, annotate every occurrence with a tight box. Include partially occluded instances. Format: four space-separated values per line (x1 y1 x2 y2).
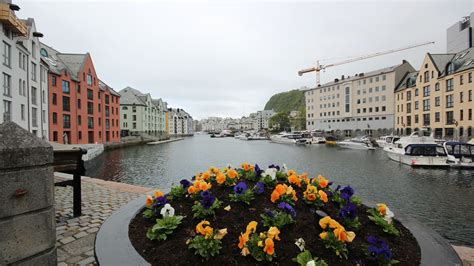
384 147 448 167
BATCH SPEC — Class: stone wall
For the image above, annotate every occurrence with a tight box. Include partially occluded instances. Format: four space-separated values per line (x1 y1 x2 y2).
0 121 56 265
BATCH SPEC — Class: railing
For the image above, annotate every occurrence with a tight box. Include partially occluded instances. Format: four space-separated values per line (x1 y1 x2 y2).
0 4 28 36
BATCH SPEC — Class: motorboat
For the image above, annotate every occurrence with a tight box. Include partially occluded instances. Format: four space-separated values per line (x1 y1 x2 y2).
246 133 269 140
376 135 400 148
337 136 375 150
270 132 302 144
383 131 448 167
325 136 337 145
443 142 474 168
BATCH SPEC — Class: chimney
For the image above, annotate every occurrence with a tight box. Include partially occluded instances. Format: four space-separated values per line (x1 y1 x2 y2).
334 78 339 82
341 75 345 80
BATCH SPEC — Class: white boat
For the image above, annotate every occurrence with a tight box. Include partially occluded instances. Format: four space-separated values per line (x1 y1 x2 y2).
337 136 375 150
383 132 448 167
376 135 400 148
270 132 301 144
443 141 474 168
246 134 269 140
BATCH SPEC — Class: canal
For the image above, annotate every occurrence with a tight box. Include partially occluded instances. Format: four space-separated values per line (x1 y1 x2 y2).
86 134 474 247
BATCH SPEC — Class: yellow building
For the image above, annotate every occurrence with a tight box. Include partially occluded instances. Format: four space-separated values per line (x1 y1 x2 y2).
395 47 474 140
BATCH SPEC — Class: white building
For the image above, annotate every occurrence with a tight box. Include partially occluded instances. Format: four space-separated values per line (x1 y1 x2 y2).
253 110 275 130
168 108 193 136
0 3 48 139
119 86 167 137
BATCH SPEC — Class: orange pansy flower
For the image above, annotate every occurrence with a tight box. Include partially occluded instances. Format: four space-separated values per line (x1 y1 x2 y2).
145 195 153 207
216 172 226 184
154 190 164 198
263 238 275 255
318 190 328 203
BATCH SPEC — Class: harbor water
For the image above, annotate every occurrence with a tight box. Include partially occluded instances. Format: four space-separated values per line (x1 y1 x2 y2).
86 134 474 247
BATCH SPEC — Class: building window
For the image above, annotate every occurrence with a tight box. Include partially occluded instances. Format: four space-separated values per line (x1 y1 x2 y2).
76 84 81 93
52 76 57 86
414 114 419 124
435 112 440 122
407 103 411 113
460 92 464 103
88 117 94 129
87 102 94 115
31 87 37 105
87 89 93 100
469 90 472 102
382 106 386 112
78 131 82 140
423 86 430 97
3 42 11 67
105 95 109 104
77 99 81 109
446 79 453 92
63 115 71 128
446 95 454 108
78 115 82 125
469 109 472 120
414 101 419 110
20 104 25 120
3 73 11 96
87 74 93 86
423 71 429 83
52 93 57 105
423 99 430 111
407 91 411 101
2 100 11 121
32 107 37 127
382 85 386 91
435 82 440 91
62 80 70 93
447 63 455 75
423 113 430 126
460 75 464 85
460 109 464 121
31 62 37 81
446 111 454 125
435 96 440 107
52 112 57 124
63 96 70 111
469 72 472 83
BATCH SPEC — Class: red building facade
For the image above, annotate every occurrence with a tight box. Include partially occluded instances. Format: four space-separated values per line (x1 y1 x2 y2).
40 43 120 144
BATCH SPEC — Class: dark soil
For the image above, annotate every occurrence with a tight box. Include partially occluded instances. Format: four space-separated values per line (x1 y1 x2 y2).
129 181 421 265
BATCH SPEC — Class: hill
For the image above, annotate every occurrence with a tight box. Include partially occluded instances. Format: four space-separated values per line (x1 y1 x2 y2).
264 89 305 113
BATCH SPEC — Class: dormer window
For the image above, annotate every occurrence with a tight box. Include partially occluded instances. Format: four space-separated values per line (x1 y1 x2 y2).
447 62 455 75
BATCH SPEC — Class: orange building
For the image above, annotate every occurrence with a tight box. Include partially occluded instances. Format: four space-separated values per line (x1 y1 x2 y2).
40 43 120 144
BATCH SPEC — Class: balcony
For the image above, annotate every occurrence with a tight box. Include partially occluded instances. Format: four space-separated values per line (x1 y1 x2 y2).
0 4 28 36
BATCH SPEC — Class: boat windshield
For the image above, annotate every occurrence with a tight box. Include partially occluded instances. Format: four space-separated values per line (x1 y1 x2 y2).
405 144 446 156
445 144 474 159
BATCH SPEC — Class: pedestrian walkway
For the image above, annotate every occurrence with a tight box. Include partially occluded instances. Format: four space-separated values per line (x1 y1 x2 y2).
54 175 150 265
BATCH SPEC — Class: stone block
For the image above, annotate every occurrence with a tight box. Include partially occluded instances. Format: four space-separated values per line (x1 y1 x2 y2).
11 247 57 266
0 121 53 169
0 166 54 219
0 208 56 264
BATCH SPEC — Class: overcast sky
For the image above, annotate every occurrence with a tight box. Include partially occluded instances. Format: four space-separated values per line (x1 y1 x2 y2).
18 0 473 119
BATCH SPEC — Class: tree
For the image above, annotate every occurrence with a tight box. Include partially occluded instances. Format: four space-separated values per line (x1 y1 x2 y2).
269 112 291 132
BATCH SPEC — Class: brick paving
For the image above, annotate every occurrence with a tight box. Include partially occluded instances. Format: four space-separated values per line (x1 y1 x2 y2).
54 175 150 265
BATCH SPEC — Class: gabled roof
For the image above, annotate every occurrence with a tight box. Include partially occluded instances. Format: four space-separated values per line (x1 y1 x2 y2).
56 53 87 77
99 80 121 97
395 71 419 92
428 47 474 77
39 42 86 81
118 87 147 106
428 54 455 74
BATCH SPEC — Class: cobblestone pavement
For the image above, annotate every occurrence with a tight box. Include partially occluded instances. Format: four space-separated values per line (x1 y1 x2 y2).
55 175 150 265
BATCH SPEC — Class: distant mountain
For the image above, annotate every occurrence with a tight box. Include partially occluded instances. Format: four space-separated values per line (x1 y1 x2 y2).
264 89 305 114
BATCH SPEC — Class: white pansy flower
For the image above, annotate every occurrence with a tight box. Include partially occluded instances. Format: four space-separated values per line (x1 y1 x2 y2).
264 168 277 180
384 207 394 224
160 203 175 218
295 238 305 251
282 164 288 174
306 260 316 266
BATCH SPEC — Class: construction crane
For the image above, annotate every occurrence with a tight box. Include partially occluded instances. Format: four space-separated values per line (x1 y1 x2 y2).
298 41 435 86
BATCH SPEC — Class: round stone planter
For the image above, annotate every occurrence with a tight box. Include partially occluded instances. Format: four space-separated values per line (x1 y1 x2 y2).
95 196 461 265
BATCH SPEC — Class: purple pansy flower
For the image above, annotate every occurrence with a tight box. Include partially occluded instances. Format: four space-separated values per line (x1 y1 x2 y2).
200 191 216 209
234 182 247 195
180 179 191 188
253 182 265 194
339 202 357 220
340 186 354 201
277 202 296 218
264 209 274 218
367 236 392 261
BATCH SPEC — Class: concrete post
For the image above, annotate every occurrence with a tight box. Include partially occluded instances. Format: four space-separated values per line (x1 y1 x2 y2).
0 121 56 265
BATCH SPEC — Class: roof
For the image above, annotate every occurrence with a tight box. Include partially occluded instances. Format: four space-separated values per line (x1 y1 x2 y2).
395 71 419 92
427 47 474 77
98 80 121 97
39 42 85 81
306 61 408 91
118 87 147 106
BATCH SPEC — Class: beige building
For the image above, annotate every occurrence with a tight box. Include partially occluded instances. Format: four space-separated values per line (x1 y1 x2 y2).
395 47 474 140
305 61 414 137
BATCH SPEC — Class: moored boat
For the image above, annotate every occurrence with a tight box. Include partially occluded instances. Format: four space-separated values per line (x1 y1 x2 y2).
443 141 474 168
337 136 375 150
383 132 448 167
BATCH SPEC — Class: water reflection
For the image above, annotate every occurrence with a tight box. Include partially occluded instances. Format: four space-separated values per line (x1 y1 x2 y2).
86 134 474 247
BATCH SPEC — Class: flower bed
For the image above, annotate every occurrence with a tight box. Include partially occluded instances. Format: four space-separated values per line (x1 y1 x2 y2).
129 164 421 265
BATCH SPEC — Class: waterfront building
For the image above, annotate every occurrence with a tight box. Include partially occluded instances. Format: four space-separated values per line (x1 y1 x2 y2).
447 12 473 53
40 43 121 144
395 47 474 140
305 61 415 137
118 86 168 138
0 3 49 138
168 108 193 136
253 110 275 131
